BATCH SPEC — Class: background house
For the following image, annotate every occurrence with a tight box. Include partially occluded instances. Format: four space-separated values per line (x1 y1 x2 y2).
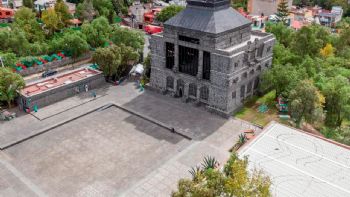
247 0 293 16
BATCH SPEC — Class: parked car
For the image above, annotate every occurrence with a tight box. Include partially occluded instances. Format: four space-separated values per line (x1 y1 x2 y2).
42 70 57 78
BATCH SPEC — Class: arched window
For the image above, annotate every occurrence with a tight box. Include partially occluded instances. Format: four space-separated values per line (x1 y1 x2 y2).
257 65 262 71
200 86 209 101
249 69 255 76
166 76 174 89
189 83 197 97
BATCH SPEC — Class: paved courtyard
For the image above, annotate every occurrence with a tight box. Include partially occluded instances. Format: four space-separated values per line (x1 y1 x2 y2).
0 81 259 196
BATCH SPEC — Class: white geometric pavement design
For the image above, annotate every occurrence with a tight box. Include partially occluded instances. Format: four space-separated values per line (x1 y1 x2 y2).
239 122 350 197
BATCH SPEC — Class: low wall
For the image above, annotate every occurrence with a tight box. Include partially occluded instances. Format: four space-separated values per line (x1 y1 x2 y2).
18 73 105 111
18 53 92 76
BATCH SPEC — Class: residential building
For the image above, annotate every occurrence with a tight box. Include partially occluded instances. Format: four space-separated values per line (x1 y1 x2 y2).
315 6 343 27
247 0 293 16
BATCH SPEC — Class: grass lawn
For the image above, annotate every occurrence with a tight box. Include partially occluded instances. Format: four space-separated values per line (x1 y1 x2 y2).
235 91 283 127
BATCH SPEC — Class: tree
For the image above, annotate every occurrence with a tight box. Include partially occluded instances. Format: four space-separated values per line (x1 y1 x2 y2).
54 0 73 28
336 27 350 55
292 26 325 57
0 30 11 51
172 153 271 197
42 8 60 36
93 0 115 23
321 76 350 128
23 0 34 8
92 45 122 80
276 0 289 24
120 44 140 66
289 80 325 127
0 53 17 67
59 31 89 59
0 67 25 108
76 0 95 22
156 5 184 23
7 28 30 56
111 0 128 15
110 26 144 51
320 43 335 58
13 7 45 43
271 43 302 66
93 44 139 80
231 0 248 11
82 16 112 47
260 64 306 98
265 22 294 48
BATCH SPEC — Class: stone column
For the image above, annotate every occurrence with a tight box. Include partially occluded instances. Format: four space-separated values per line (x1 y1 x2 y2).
173 44 179 72
196 86 201 101
197 50 203 80
183 83 189 102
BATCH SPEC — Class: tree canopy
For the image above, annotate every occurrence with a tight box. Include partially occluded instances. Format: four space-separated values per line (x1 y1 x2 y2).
13 7 45 43
172 153 271 197
0 67 25 108
110 26 144 51
82 17 112 48
23 0 34 8
92 44 139 80
76 0 95 22
54 0 73 28
42 8 60 36
276 0 289 24
156 5 184 23
263 22 350 143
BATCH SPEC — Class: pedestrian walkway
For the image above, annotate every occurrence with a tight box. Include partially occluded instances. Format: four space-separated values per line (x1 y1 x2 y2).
0 81 261 196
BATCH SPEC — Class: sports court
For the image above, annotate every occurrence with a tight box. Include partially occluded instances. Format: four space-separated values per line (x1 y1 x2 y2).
239 122 350 197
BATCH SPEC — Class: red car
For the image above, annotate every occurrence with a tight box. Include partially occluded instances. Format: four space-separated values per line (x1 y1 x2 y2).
144 25 163 34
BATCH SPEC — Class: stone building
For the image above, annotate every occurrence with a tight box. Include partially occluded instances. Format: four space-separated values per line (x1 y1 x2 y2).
149 0 275 117
18 67 104 112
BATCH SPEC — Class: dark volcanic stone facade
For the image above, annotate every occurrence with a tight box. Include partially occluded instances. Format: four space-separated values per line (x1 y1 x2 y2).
149 0 275 117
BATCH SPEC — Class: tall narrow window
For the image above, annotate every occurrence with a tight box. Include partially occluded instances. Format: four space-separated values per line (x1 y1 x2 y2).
179 45 199 76
240 85 245 99
189 83 197 97
166 42 174 69
203 51 211 80
247 81 253 93
254 77 259 90
200 86 209 101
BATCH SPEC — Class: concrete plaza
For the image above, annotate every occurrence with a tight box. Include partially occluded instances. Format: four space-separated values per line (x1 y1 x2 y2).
0 81 259 196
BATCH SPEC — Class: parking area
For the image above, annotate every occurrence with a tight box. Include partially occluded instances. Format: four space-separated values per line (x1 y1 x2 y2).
1 106 190 196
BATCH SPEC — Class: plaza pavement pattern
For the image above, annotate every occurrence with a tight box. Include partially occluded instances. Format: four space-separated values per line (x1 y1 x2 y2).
0 81 260 196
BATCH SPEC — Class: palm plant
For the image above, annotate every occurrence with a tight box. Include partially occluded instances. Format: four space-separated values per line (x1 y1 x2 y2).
201 155 219 170
189 166 202 181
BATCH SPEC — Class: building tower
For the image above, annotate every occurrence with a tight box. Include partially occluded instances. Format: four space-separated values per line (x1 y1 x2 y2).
149 0 275 117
